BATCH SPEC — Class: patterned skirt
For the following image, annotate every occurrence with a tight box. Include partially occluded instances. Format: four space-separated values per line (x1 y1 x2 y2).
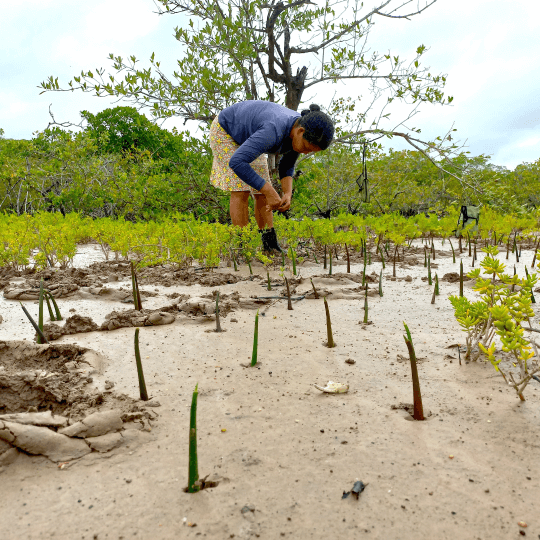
209 116 270 193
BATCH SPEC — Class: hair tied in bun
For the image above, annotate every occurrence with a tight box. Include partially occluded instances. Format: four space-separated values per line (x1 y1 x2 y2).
301 104 321 116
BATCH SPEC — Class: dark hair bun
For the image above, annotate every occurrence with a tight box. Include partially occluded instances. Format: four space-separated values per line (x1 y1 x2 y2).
301 104 321 116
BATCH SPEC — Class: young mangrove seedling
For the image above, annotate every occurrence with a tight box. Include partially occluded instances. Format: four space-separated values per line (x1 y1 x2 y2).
215 291 222 332
392 245 398 278
38 279 45 344
435 274 439 295
310 278 320 299
449 239 456 264
130 262 142 311
133 328 149 401
187 383 200 493
267 271 272 291
379 247 385 270
345 243 351 274
44 287 55 321
290 247 297 276
323 246 327 269
45 291 62 321
329 251 333 275
285 277 293 310
403 322 424 421
531 241 539 268
20 302 49 344
232 252 238 272
323 297 336 348
468 233 472 257
459 236 463 254
379 269 383 297
313 251 318 265
251 310 259 366
427 255 432 286
424 247 427 268
363 284 369 324
459 260 464 297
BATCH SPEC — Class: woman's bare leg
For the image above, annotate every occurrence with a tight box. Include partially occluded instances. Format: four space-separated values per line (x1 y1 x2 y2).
230 191 250 227
254 193 274 230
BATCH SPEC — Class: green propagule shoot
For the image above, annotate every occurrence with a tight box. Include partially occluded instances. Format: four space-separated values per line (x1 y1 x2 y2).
427 254 432 285
431 274 439 304
133 328 149 401
310 278 320 299
459 260 464 297
289 246 297 276
379 269 383 297
449 239 456 264
403 322 425 420
323 297 336 348
251 310 259 366
285 277 293 310
329 250 333 276
267 271 272 291
363 284 369 323
187 383 200 493
130 261 143 311
20 300 49 344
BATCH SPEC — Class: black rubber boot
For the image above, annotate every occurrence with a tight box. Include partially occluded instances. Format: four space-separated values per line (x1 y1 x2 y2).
260 228 283 254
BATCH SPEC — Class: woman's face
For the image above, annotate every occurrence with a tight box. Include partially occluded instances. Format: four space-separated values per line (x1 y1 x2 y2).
291 126 322 154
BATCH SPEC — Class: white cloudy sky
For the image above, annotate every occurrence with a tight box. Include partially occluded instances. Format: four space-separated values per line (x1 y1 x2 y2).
1 0 539 169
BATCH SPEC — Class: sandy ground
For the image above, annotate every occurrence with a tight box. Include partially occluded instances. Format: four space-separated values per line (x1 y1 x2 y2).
0 240 539 540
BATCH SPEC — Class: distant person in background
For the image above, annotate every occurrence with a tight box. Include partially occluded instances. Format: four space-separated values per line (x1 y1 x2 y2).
209 100 335 253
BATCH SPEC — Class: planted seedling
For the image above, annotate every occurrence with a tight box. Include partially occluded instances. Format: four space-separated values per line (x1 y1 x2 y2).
323 246 327 269
251 310 259 366
285 277 293 310
20 302 49 344
289 246 297 276
431 274 439 304
44 288 55 321
329 251 333 275
133 328 149 401
379 269 383 297
310 278 320 299
232 252 238 272
424 247 427 268
45 291 62 321
38 279 45 344
459 260 464 297
187 383 200 493
215 291 223 332
345 243 351 273
323 297 336 348
130 262 142 311
267 271 272 291
363 284 369 324
427 255 432 286
449 239 456 264
403 322 424 420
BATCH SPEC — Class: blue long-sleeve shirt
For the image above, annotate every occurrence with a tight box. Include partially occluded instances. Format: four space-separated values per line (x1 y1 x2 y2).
218 101 301 190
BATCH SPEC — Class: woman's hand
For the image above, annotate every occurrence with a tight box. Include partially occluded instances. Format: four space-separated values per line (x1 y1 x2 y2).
259 183 282 211
278 192 292 212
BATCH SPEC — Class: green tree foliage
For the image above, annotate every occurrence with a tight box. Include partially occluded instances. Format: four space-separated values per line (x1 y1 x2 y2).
0 108 225 221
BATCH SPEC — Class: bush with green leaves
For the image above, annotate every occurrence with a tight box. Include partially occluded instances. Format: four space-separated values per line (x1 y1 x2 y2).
449 246 538 400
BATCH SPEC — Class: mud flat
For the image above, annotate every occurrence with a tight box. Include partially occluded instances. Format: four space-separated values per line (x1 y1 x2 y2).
0 241 539 539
